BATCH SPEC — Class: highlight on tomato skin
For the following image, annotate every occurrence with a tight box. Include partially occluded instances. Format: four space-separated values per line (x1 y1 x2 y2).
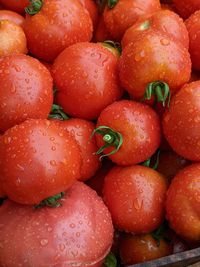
0 10 25 26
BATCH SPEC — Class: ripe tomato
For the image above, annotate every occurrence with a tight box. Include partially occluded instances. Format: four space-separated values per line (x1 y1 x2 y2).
52 42 122 120
173 0 200 19
0 20 27 57
121 10 189 49
103 165 167 233
23 0 93 62
0 119 82 205
0 182 114 267
163 81 200 161
186 11 200 71
166 164 200 242
0 54 53 132
119 233 172 265
78 0 99 29
94 100 161 166
119 30 191 101
55 118 101 182
93 15 112 42
0 10 25 26
103 0 161 40
0 0 29 13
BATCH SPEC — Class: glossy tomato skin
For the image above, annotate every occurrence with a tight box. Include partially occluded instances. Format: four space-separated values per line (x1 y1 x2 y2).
53 42 122 120
23 0 93 62
166 164 200 242
186 11 200 71
173 0 200 19
163 81 200 161
95 100 161 166
78 0 99 29
0 182 114 267
0 119 82 205
103 165 167 233
119 31 191 100
0 10 25 26
103 0 160 40
0 54 53 132
122 10 189 49
0 0 29 13
93 15 112 42
55 118 101 182
0 20 27 57
119 233 172 265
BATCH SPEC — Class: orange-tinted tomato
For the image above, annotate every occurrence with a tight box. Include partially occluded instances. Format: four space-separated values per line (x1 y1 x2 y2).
0 10 25 26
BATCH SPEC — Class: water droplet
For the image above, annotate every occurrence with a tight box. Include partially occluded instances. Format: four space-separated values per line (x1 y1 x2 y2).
51 146 56 151
70 223 75 228
10 85 16 93
133 199 143 210
160 38 170 46
40 239 49 246
50 160 56 166
59 243 65 252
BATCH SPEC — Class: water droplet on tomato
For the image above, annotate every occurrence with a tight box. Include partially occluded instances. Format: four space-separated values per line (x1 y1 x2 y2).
40 239 49 246
133 198 143 210
160 38 170 46
59 243 65 252
50 160 57 166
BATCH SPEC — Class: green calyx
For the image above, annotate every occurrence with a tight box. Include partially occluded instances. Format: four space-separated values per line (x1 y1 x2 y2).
151 221 168 247
35 192 65 209
25 0 43 15
144 81 171 107
141 150 160 170
48 104 69 121
102 40 122 56
107 0 118 8
91 126 123 160
104 252 117 267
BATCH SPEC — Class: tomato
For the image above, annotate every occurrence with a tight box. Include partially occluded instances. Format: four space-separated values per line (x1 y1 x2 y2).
119 30 191 101
0 0 29 14
0 119 82 205
166 164 200 242
121 10 189 49
52 42 122 120
0 182 114 267
0 54 53 132
186 11 200 71
93 15 112 42
173 0 200 19
0 20 27 57
78 0 99 29
119 233 172 265
163 81 200 161
94 100 161 166
103 0 161 40
55 118 101 182
161 4 176 12
23 0 93 62
103 165 167 233
0 10 25 26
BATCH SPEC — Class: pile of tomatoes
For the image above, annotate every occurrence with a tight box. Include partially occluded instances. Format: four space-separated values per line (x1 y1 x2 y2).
0 0 199 266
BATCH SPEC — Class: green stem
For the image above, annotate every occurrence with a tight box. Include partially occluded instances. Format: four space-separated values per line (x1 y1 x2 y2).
48 104 69 121
107 0 118 8
102 40 122 56
35 192 64 209
104 252 117 267
25 0 43 15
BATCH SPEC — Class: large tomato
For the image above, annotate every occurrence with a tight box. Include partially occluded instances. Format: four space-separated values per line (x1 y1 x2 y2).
52 42 122 120
103 0 161 40
0 54 53 132
0 182 114 267
23 0 93 62
94 100 161 166
0 0 29 13
119 30 191 100
103 165 167 233
0 10 25 26
0 119 82 205
173 0 200 19
166 164 200 242
163 81 200 161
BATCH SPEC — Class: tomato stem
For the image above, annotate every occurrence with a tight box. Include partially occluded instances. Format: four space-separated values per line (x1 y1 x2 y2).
101 40 122 56
91 126 123 160
107 0 118 8
104 252 117 267
48 104 69 120
141 150 160 170
25 0 43 15
35 192 65 209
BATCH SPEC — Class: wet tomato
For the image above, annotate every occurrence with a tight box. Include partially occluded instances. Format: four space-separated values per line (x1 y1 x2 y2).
0 0 29 14
173 0 200 19
52 42 122 120
166 164 200 242
78 0 99 29
0 10 25 26
0 119 82 205
0 182 114 267
93 15 112 42
103 165 167 233
0 54 53 132
23 0 93 62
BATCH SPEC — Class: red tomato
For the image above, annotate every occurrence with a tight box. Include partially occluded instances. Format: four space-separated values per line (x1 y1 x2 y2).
0 119 82 205
103 0 161 40
163 81 200 161
23 0 93 62
0 54 53 132
94 100 161 166
52 42 122 120
55 118 101 182
78 0 99 29
93 15 112 42
186 11 200 71
0 10 25 26
0 20 27 57
119 30 191 101
173 0 200 19
166 164 200 242
0 0 29 13
103 165 167 233
119 233 172 265
121 10 189 49
0 182 114 267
